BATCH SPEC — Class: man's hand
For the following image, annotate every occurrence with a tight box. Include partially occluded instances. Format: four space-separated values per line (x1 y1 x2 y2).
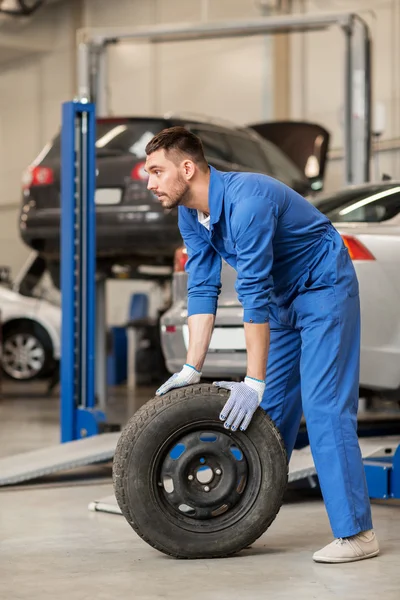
213 377 266 431
156 364 201 396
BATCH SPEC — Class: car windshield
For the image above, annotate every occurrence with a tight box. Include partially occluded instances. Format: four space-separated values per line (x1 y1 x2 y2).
312 184 400 222
43 119 166 160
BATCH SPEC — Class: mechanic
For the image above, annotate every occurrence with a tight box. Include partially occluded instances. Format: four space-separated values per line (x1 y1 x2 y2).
144 126 379 564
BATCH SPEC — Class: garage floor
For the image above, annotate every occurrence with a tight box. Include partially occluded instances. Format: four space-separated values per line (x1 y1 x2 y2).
1 381 400 600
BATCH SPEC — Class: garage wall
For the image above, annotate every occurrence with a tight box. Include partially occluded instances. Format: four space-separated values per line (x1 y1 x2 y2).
84 0 400 189
1 0 400 278
290 0 400 189
0 0 275 278
84 0 272 125
0 1 76 276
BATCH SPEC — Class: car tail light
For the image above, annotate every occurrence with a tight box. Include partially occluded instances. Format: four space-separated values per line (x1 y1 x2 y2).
341 235 375 260
174 247 188 272
131 162 148 181
165 325 176 333
22 166 54 189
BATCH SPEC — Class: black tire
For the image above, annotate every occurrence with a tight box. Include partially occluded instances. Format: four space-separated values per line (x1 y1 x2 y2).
1 320 54 381
113 384 288 559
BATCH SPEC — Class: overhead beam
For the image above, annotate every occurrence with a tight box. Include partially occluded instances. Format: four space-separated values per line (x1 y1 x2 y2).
77 12 354 45
76 12 372 185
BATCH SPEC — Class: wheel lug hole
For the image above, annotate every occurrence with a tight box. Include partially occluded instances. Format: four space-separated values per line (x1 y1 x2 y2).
215 469 222 475
188 474 194 481
204 486 210 492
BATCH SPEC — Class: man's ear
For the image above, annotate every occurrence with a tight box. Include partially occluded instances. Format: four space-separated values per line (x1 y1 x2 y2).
182 159 196 181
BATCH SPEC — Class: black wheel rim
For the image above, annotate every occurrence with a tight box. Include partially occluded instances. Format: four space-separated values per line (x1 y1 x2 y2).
150 419 263 533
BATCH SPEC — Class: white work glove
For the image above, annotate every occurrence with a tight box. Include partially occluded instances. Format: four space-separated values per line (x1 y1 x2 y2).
156 363 201 396
213 377 266 431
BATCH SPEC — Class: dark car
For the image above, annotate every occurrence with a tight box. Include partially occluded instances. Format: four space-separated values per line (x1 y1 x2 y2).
19 115 319 281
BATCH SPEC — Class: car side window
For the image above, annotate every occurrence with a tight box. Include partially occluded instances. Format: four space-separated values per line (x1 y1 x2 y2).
325 190 400 223
189 127 232 163
224 134 269 171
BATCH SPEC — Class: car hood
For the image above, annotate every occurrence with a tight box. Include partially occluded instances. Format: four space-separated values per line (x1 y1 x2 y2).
248 120 330 192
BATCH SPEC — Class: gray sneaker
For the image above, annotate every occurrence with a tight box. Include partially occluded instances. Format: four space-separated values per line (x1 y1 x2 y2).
313 530 380 563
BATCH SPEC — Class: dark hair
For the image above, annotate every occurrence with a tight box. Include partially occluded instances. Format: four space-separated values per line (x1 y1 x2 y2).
145 126 208 169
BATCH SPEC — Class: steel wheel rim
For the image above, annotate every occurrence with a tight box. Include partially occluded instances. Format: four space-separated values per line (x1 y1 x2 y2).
2 334 45 379
150 420 263 533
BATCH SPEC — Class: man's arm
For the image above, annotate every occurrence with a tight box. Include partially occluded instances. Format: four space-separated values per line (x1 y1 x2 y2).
212 195 277 430
186 314 215 372
178 206 222 320
155 208 221 396
244 322 270 381
232 195 277 380
179 206 221 370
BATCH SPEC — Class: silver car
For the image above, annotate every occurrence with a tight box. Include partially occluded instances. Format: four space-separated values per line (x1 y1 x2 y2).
160 182 400 396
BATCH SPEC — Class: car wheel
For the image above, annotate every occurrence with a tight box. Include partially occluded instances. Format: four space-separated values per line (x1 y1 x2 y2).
113 384 288 559
1 321 54 381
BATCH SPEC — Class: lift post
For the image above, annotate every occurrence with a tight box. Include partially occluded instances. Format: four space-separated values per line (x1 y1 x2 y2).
60 100 106 443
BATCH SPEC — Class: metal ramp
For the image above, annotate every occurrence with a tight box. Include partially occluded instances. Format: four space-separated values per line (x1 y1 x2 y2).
289 436 400 482
0 432 120 486
87 436 400 516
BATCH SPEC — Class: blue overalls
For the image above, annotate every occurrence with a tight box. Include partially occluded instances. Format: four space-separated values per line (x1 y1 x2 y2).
178 166 373 538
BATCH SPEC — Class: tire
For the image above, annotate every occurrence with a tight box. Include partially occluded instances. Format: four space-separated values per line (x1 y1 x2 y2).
1 320 54 381
113 384 288 559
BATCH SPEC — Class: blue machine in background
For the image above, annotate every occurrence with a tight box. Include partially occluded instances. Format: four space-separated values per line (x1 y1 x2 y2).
60 100 106 443
364 446 400 500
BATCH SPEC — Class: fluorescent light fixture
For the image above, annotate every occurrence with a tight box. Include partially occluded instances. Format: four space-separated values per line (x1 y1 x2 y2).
339 186 400 216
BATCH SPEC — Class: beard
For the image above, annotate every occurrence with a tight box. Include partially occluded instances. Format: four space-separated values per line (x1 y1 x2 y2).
157 174 190 209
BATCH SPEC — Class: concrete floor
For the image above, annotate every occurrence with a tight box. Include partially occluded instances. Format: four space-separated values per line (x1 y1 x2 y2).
1 380 400 600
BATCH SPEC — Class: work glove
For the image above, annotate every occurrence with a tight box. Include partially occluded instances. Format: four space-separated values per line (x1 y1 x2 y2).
213 377 266 431
156 363 201 396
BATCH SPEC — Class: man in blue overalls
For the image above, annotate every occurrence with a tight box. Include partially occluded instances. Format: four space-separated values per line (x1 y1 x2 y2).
145 126 379 563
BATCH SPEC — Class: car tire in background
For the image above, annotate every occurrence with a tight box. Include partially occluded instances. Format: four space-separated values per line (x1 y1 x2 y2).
1 320 55 381
113 384 288 559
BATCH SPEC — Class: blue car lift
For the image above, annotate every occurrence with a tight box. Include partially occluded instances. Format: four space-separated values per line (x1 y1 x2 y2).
0 99 118 486
60 100 106 442
364 446 400 500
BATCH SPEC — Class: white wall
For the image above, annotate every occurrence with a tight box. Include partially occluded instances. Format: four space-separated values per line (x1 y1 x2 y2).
290 0 400 189
0 0 274 278
1 0 400 279
86 0 272 125
86 0 400 189
0 0 76 276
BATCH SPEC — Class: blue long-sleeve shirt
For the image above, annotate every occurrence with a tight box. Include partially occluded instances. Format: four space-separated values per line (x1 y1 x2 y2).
178 165 333 323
